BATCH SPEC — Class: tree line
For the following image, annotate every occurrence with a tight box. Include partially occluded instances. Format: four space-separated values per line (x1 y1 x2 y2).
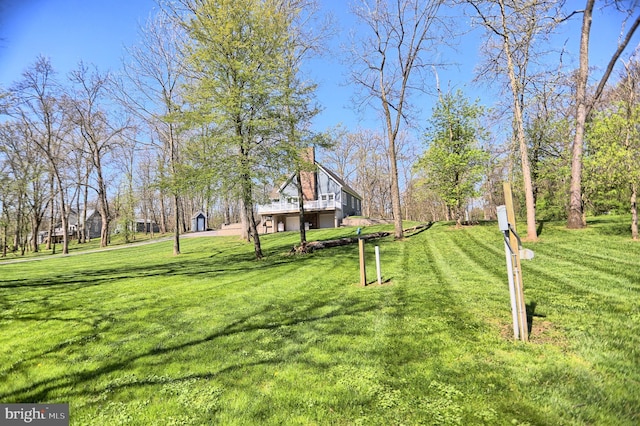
1 0 638 260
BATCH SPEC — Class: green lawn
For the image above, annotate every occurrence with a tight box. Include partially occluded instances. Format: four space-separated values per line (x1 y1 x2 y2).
0 218 638 425
0 231 168 262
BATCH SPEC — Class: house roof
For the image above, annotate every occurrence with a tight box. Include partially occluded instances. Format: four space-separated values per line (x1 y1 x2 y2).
276 162 362 200
316 163 362 200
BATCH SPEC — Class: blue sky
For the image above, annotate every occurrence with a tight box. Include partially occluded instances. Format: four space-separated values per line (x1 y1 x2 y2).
0 0 158 80
1 1 638 135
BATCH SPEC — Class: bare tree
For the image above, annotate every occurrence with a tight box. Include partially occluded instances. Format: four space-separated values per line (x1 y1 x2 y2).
67 62 128 247
348 0 446 239
320 128 395 219
467 0 565 240
10 57 72 254
115 11 188 255
567 0 640 228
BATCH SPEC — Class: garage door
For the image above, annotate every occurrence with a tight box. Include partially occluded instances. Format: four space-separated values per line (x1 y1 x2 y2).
285 215 300 231
319 213 335 229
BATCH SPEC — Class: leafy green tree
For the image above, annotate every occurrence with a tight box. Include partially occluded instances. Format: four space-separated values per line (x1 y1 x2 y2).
178 0 314 259
584 71 639 240
566 0 640 229
415 90 489 227
524 92 573 221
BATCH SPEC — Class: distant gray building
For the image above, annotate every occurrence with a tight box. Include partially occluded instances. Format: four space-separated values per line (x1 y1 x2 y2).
191 212 208 232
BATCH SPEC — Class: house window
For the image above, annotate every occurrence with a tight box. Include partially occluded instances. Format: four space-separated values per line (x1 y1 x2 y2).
287 196 299 204
320 193 334 202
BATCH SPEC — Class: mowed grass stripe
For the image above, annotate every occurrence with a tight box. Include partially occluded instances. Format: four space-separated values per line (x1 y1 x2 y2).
1 220 639 424
424 225 513 321
532 241 640 291
524 243 637 311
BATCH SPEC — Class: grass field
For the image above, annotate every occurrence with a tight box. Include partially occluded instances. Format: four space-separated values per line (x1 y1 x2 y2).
1 217 638 425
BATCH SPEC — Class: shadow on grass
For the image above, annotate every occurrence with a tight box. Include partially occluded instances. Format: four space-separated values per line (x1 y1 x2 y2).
404 222 434 237
0 252 296 291
0 290 377 403
526 301 546 336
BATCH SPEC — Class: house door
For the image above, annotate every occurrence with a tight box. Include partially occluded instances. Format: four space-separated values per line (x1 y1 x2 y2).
197 216 205 232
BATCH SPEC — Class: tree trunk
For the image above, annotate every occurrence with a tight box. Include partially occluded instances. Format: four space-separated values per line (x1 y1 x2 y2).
46 177 54 250
75 186 81 242
94 147 111 247
159 194 167 234
632 183 638 241
499 0 537 241
240 201 249 241
568 0 594 229
388 137 404 239
56 180 69 255
241 176 262 259
248 204 262 260
381 91 403 239
80 181 89 243
31 216 40 253
296 171 307 246
173 193 180 255
143 198 150 236
241 188 262 259
1 221 7 257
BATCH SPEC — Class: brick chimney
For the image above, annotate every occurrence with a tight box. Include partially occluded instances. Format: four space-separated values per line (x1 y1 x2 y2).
300 147 316 201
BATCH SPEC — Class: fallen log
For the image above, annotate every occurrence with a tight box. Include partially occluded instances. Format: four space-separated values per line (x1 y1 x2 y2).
290 223 432 254
290 231 390 254
403 222 433 235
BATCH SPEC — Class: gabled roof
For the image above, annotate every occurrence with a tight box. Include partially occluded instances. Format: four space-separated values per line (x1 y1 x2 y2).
316 163 362 200
275 161 362 200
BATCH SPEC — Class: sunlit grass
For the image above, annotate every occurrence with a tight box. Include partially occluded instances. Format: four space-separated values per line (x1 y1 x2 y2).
1 218 638 425
0 231 168 262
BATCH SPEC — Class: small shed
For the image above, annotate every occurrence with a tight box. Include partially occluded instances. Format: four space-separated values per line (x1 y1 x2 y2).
191 212 207 232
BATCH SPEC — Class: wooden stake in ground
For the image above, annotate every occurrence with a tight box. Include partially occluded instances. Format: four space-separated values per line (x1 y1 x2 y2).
503 182 529 342
359 238 367 286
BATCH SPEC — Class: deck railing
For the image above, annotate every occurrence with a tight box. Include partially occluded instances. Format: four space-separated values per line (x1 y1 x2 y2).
257 199 338 214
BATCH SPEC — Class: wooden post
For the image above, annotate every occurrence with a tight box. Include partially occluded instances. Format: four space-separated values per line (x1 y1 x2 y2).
503 182 529 342
359 238 367 286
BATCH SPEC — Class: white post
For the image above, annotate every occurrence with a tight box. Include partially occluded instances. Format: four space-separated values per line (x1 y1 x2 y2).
504 235 520 340
375 245 382 285
498 205 520 340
